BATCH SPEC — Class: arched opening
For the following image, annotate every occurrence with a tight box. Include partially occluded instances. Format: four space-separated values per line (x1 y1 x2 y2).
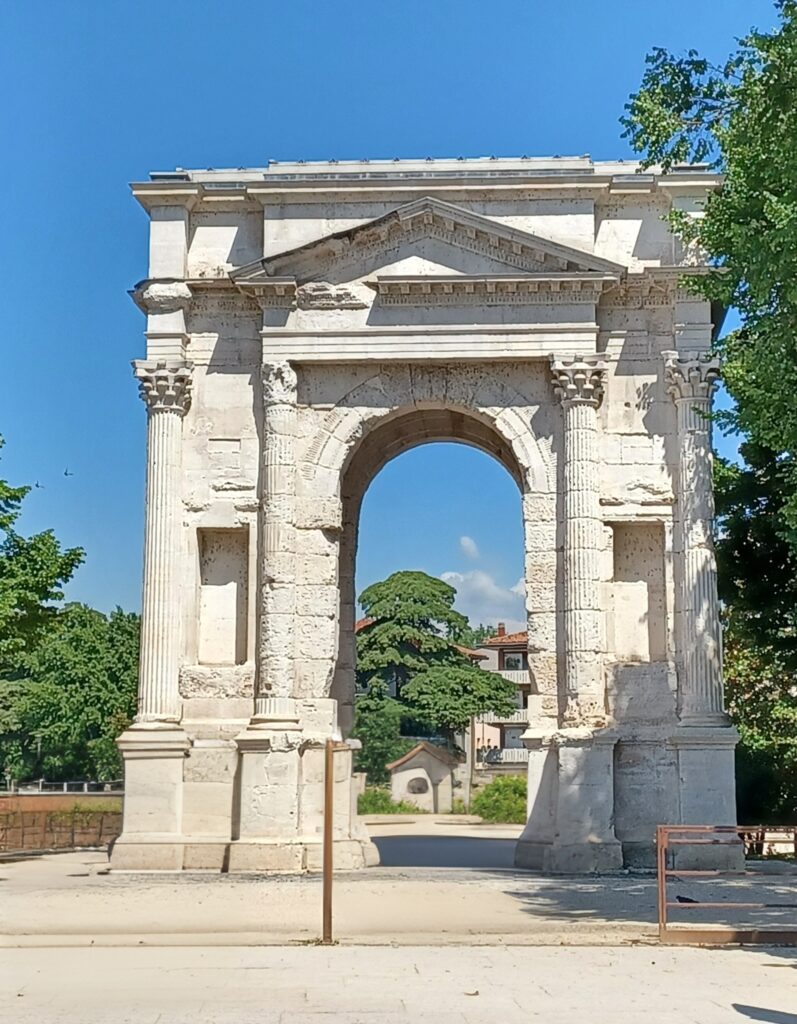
331 407 530 868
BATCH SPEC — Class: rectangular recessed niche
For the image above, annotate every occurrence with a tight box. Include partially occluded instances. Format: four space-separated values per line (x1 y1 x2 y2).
197 528 248 665
610 523 666 663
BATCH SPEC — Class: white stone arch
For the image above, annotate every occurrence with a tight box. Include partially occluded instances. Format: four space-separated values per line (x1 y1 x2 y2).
298 365 553 498
292 363 558 733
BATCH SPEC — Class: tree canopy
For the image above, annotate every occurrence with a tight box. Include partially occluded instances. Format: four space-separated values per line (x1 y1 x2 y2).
0 603 140 782
624 4 797 820
622 3 797 539
0 437 84 669
355 571 517 749
0 436 139 783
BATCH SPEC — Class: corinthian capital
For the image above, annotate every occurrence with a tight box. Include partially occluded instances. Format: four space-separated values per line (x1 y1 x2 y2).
664 351 720 403
133 361 193 415
550 355 607 406
262 361 297 406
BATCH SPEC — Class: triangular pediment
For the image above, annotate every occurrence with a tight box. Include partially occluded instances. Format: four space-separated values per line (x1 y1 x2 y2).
231 197 625 289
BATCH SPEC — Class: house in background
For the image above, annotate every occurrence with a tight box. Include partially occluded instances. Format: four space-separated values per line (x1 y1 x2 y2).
473 623 531 770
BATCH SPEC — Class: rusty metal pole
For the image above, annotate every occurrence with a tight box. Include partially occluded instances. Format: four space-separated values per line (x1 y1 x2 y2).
322 737 334 944
656 825 667 941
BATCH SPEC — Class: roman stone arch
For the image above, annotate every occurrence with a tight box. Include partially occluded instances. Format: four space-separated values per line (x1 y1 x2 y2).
292 364 558 732
115 159 739 877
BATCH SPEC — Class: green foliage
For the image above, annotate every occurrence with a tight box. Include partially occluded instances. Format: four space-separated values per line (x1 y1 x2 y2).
0 603 140 781
470 775 527 824
356 571 517 746
357 786 424 815
450 796 468 815
357 571 469 693
623 5 797 537
351 680 413 785
401 665 515 735
0 437 84 669
623 0 797 826
452 623 496 649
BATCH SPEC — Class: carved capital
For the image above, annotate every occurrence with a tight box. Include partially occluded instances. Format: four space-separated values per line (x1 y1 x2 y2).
550 356 607 406
663 351 720 404
133 361 193 415
262 361 298 407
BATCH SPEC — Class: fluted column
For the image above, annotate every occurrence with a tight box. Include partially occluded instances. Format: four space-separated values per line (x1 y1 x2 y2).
254 360 299 726
550 356 607 725
664 352 726 724
133 361 192 725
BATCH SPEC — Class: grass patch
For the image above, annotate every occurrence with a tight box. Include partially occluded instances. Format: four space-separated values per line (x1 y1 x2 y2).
357 787 426 815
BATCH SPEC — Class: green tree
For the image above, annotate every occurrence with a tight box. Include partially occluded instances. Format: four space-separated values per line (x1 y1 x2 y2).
0 603 139 782
351 680 413 785
622 3 797 535
0 437 84 669
453 623 497 649
716 444 797 821
623 1 797 822
356 571 517 745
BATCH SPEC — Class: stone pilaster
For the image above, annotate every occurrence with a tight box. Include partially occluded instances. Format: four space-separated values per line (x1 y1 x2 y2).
253 360 299 727
550 356 607 725
664 352 726 725
132 360 192 725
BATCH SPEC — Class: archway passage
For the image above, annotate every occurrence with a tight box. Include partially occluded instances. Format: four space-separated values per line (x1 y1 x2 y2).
335 409 530 870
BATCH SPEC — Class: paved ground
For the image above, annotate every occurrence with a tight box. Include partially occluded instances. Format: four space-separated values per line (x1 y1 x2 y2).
1 822 795 947
2 944 796 1023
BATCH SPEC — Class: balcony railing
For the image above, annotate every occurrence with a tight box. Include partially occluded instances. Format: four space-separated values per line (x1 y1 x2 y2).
499 668 530 686
478 708 529 725
475 746 528 766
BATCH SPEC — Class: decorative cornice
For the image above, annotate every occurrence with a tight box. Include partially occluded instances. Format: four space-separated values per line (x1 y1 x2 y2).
371 273 615 306
130 279 193 315
550 355 607 406
262 361 297 406
233 276 296 309
601 267 710 310
133 361 193 415
296 282 367 310
663 351 721 403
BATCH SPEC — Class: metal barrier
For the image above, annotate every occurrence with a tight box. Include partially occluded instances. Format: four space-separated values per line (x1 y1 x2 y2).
657 824 797 945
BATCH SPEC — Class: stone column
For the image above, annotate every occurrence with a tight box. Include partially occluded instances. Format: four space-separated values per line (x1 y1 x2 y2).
550 356 607 725
664 352 726 725
133 360 193 725
252 360 300 729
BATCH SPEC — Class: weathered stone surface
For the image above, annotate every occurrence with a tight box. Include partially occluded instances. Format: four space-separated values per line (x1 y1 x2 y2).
116 157 737 875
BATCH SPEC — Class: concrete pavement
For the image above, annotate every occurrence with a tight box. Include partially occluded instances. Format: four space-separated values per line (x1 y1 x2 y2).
2 944 796 1023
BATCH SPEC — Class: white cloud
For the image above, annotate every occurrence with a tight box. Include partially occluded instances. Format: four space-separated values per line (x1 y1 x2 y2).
511 576 525 597
459 535 480 560
441 569 526 634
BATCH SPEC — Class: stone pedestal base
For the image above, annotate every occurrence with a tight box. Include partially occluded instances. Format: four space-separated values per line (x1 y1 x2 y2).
226 836 379 873
109 724 190 871
230 704 379 874
514 727 623 874
669 724 743 870
109 702 379 873
514 838 623 874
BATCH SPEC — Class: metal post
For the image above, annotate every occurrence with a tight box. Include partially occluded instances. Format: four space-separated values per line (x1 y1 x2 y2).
656 825 667 940
322 738 334 944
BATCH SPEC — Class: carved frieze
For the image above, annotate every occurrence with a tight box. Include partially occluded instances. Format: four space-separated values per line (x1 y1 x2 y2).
373 275 612 306
296 282 367 310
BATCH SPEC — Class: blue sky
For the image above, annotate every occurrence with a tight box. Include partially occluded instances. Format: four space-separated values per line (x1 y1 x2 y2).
0 0 775 625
